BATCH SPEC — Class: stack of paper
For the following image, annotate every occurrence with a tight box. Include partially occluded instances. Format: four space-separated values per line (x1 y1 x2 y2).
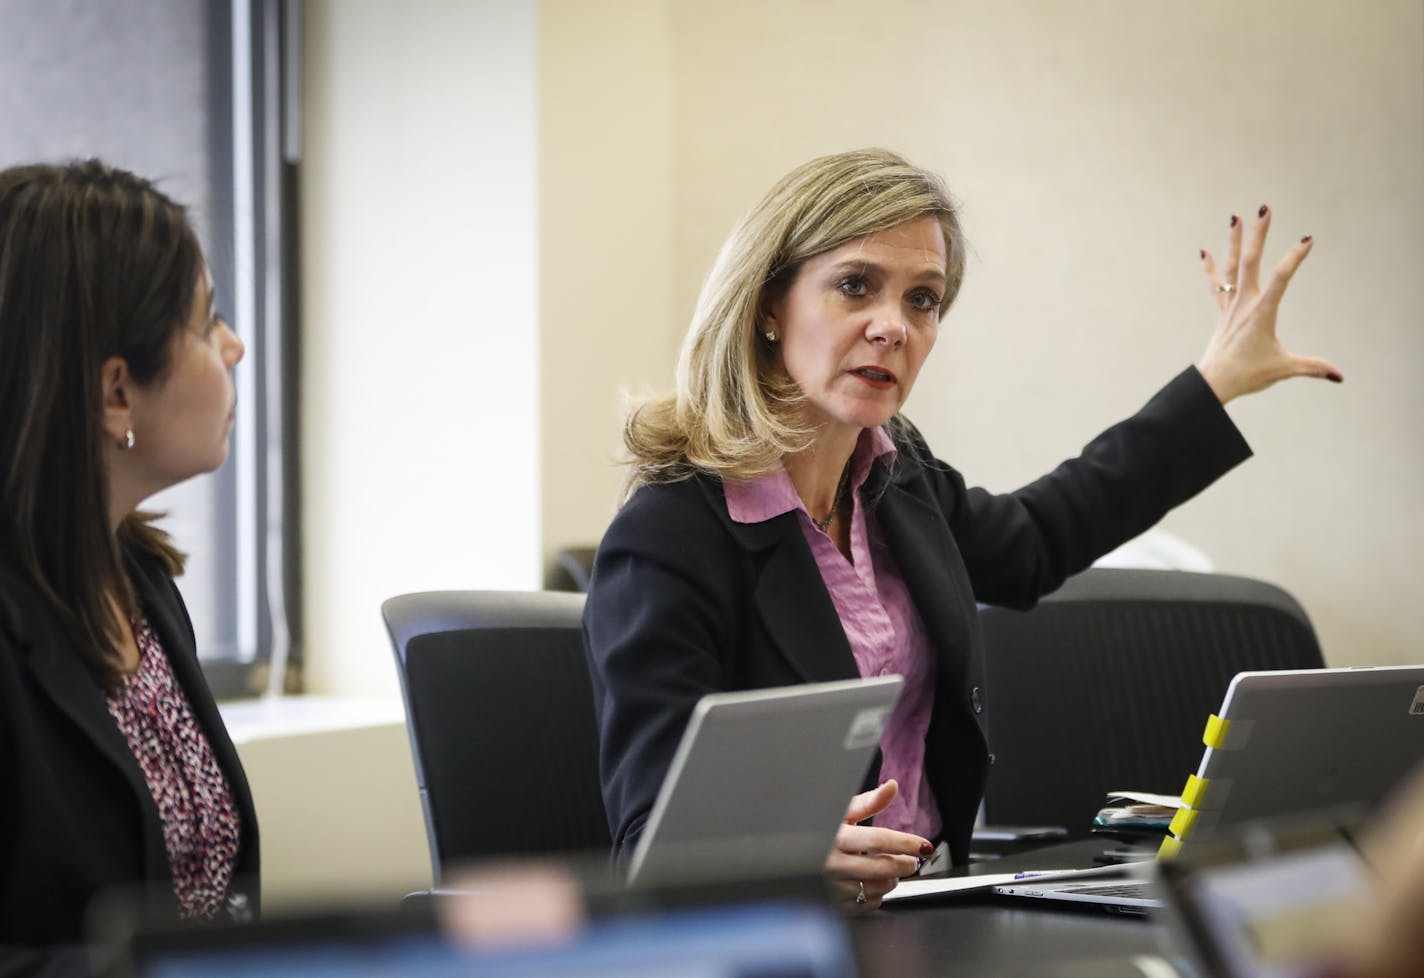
1092 790 1184 831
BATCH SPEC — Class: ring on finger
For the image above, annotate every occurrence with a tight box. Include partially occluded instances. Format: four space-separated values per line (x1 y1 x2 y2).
856 881 867 905
1215 282 1236 294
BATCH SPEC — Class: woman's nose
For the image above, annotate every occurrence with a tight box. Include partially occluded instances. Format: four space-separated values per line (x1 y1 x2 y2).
866 310 907 347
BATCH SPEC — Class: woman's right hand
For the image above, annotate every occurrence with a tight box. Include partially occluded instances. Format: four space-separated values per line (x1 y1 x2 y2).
825 780 933 913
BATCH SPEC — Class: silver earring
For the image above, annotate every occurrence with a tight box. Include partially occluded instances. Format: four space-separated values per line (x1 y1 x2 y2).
764 330 778 343
121 428 134 451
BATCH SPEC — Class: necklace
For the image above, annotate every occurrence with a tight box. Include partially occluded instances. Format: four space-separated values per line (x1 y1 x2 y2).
809 463 852 534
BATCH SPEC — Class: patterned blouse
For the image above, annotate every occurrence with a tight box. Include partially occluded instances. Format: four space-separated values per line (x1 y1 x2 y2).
105 612 241 919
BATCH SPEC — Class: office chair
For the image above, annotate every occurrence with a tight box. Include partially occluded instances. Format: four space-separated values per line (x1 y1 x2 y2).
979 568 1325 837
547 545 597 592
382 590 611 882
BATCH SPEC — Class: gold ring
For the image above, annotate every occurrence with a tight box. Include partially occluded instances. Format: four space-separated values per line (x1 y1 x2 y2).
1216 282 1236 294
856 881 867 905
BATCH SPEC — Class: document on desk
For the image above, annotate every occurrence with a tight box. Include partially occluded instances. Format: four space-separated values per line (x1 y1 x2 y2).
883 863 1125 904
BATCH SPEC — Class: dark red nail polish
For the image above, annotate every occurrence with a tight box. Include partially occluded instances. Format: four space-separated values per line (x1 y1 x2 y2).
1199 249 1206 260
1258 204 1269 218
1301 235 1313 244
920 842 935 856
1229 215 1238 228
1327 371 1343 383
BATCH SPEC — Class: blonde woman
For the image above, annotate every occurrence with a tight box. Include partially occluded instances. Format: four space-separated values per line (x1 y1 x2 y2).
583 149 1339 911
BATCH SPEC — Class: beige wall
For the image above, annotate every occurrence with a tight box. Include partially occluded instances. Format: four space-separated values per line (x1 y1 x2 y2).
539 0 678 580
303 0 540 699
540 0 1424 666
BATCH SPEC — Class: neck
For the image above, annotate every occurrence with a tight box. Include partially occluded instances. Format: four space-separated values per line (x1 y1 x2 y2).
784 427 860 525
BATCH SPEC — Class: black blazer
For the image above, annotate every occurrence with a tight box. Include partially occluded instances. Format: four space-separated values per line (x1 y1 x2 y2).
583 368 1251 867
0 544 260 976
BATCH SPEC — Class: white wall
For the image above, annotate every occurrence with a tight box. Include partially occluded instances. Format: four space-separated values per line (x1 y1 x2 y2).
542 0 1424 668
302 0 541 699
538 0 678 577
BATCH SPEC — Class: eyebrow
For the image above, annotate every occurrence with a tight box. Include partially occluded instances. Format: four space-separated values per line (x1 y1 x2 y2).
826 259 947 287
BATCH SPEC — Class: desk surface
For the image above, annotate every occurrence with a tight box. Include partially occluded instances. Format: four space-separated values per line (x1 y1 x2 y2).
852 838 1177 978
856 897 1167 978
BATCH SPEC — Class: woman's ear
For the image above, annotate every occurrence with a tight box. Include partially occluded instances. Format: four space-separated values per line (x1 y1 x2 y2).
100 356 134 448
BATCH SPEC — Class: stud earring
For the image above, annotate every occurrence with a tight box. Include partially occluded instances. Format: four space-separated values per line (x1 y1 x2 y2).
120 428 134 451
764 330 778 343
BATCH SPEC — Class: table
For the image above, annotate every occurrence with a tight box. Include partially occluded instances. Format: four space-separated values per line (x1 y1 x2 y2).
851 839 1182 978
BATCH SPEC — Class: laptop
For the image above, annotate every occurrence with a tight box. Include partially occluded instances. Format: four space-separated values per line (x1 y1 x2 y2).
113 874 860 978
1155 815 1375 978
992 665 1424 914
627 675 903 888
1169 665 1424 850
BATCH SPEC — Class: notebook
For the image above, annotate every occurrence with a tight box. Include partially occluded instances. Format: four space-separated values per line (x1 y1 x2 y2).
626 675 903 888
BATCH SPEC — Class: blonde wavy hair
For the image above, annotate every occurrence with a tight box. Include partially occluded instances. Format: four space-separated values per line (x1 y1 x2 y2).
620 148 966 502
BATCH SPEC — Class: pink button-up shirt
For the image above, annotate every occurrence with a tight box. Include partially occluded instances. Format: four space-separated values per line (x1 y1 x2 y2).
723 427 942 839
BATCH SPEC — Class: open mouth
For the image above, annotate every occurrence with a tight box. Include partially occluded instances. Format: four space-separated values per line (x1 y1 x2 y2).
851 367 896 384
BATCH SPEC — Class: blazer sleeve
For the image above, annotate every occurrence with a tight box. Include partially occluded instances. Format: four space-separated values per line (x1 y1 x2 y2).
582 480 740 857
916 366 1252 608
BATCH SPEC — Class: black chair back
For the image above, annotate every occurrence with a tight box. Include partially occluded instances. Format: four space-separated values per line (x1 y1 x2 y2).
980 568 1325 836
382 590 611 882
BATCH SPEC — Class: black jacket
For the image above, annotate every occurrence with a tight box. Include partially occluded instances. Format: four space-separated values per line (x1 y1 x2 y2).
583 367 1251 867
0 544 260 977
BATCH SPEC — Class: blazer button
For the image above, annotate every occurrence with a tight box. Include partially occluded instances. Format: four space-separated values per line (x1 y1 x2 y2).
971 686 983 714
988 752 997 765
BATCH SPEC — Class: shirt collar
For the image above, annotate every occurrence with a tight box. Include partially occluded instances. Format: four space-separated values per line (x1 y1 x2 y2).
724 426 899 525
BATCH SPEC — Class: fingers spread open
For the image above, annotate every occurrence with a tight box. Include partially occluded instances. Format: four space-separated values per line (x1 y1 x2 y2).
1261 235 1314 306
1223 214 1242 289
1287 354 1343 383
1239 204 1271 293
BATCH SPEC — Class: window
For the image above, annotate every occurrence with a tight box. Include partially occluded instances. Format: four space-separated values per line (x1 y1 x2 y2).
0 0 299 697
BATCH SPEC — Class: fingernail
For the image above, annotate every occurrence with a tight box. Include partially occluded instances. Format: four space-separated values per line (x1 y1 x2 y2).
1199 248 1206 260
1301 234 1313 244
1258 204 1269 218
1229 215 1238 228
920 842 935 856
1327 371 1343 383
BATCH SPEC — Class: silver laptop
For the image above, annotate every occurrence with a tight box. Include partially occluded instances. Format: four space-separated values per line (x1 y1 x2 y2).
1172 665 1424 850
994 664 1424 914
627 675 902 888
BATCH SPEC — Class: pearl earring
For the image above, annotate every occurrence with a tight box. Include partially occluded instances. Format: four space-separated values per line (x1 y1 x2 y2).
120 428 134 451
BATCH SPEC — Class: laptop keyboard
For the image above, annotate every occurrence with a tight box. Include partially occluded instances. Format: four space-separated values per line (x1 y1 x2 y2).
1056 881 1151 897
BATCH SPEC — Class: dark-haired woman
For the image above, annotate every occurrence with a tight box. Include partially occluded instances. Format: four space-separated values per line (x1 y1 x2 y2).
0 161 258 975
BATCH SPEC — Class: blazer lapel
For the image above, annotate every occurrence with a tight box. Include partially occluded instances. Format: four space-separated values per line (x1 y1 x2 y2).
751 524 860 683
22 612 171 880
699 478 859 684
874 481 976 690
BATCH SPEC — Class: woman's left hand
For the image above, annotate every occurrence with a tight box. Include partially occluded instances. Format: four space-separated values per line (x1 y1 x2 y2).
824 780 932 914
1196 206 1342 404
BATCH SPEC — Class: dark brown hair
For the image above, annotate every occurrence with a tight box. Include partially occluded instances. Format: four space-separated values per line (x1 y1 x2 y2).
0 160 198 691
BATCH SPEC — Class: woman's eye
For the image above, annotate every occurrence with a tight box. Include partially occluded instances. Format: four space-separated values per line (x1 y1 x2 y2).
909 290 942 313
838 276 868 298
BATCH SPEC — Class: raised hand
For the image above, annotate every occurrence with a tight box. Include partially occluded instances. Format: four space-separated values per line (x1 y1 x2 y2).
1196 206 1342 404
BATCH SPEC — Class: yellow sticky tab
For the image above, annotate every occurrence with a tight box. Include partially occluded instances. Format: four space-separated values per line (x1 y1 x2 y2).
1202 713 1230 749
1157 834 1183 860
1169 807 1199 840
1181 774 1210 809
